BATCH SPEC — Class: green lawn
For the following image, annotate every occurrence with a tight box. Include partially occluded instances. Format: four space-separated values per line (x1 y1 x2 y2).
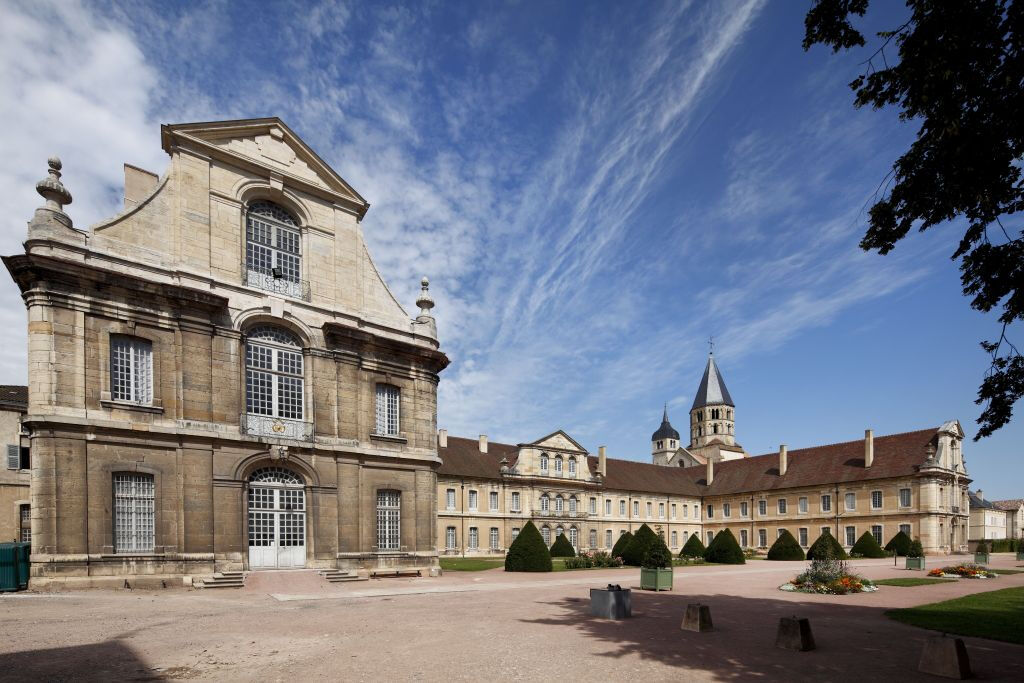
439 558 504 571
886 586 1024 644
989 568 1024 575
872 577 956 587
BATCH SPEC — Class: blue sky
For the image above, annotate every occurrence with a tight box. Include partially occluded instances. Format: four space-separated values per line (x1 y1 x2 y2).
1 0 1020 498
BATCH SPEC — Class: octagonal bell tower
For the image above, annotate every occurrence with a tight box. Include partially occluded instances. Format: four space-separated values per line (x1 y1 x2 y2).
689 352 736 449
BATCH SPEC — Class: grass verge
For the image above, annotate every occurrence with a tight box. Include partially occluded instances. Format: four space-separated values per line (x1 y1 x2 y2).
873 577 956 587
439 558 504 571
886 586 1024 644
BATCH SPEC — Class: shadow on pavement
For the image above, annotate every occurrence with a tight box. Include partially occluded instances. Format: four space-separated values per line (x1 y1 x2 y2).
0 640 168 682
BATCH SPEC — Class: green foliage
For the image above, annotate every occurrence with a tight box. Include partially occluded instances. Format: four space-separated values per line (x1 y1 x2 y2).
643 543 671 569
611 531 633 559
802 0 1024 439
622 524 668 567
885 530 913 556
991 538 1019 553
807 532 847 560
504 521 552 572
563 551 624 570
679 533 706 559
908 538 924 559
549 533 576 558
702 528 745 565
767 529 806 561
850 531 887 558
976 539 990 554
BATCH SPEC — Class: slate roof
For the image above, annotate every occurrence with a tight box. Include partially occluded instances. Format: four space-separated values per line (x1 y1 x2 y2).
691 354 734 409
651 406 680 441
968 490 996 510
0 385 28 409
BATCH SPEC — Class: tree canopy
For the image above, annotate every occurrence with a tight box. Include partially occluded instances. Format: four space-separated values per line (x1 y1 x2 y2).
803 0 1024 439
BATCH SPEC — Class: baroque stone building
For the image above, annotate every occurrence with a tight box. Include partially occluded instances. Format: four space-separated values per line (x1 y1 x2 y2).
4 118 447 587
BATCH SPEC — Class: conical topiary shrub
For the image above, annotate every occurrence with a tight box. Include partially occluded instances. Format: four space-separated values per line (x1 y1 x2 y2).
504 521 553 572
611 531 633 559
767 529 805 560
884 530 912 556
850 531 887 558
549 532 576 558
679 533 706 559
622 524 666 567
807 531 847 560
702 528 745 564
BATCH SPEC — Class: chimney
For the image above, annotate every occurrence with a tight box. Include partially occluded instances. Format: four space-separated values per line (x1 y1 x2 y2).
865 429 874 468
438 429 448 448
779 445 788 476
976 489 984 501
598 446 607 476
479 435 488 453
706 457 714 486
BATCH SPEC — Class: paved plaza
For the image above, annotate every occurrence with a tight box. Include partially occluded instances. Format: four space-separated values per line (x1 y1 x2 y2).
2 556 1023 681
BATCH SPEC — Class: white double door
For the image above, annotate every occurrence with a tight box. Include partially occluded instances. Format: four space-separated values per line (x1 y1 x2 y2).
248 485 306 569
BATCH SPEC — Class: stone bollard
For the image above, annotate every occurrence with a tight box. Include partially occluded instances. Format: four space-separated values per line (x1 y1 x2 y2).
775 616 815 651
917 635 971 679
590 586 631 619
681 603 713 632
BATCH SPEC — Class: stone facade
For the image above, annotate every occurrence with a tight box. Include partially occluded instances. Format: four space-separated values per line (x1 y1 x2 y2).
3 119 448 587
0 387 30 543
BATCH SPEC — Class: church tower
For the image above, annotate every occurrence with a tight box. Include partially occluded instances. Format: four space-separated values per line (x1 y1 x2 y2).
651 405 680 466
689 352 738 450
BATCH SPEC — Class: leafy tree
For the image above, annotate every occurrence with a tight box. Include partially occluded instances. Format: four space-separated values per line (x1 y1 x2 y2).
622 524 668 567
702 529 746 564
850 530 887 558
807 531 848 560
611 531 633 559
504 521 552 572
803 0 1024 439
884 530 913 556
679 533 706 559
767 529 806 561
549 532 576 558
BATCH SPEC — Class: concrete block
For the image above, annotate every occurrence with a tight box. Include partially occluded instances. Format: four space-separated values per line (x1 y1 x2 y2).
918 635 971 679
681 603 713 632
776 616 815 651
590 587 631 619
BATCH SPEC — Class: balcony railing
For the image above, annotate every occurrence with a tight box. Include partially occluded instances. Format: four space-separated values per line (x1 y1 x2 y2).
535 510 591 519
240 413 313 442
242 263 311 301
951 505 960 514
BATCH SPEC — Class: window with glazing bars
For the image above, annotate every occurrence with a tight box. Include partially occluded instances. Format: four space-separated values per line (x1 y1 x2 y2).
899 488 911 507
245 327 303 419
871 525 883 544
19 504 30 544
511 491 520 511
871 490 883 509
375 384 400 435
110 336 152 404
489 491 498 511
446 489 455 510
568 527 578 547
489 527 499 549
114 472 155 553
589 528 597 547
246 201 301 282
605 529 613 547
468 527 478 549
376 490 401 550
446 526 456 549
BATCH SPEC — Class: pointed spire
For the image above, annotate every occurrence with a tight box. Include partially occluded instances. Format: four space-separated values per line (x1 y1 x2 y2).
651 404 680 442
691 351 734 410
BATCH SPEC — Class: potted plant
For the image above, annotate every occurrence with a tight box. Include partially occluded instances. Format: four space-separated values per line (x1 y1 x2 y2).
974 539 990 565
905 539 925 570
640 544 673 591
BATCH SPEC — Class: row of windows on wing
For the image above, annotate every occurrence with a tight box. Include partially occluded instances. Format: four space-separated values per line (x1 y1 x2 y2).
110 328 402 436
443 488 701 520
709 523 917 551
704 489 916 520
538 453 578 476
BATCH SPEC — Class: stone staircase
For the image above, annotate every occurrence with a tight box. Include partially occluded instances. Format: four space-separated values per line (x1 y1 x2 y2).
197 571 246 589
318 569 368 584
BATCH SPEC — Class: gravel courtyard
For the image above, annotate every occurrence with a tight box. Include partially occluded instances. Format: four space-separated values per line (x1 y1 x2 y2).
2 556 1023 682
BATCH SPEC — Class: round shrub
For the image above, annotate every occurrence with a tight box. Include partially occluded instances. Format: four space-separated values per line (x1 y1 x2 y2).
504 521 552 572
807 532 847 560
767 529 805 561
884 530 912 556
549 533 576 558
622 524 666 567
703 528 745 564
679 533 706 559
850 531 887 558
643 543 671 569
907 538 924 558
611 531 633 559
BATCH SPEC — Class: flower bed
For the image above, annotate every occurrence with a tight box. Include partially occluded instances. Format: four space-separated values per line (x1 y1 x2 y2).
927 564 997 579
563 551 624 570
779 548 877 594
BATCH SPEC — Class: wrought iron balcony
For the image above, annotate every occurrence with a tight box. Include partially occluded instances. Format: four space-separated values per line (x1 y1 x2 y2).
240 413 313 442
951 505 960 514
242 263 311 301
534 510 591 519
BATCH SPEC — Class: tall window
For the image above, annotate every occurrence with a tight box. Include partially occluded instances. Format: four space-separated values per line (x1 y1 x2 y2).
798 497 808 513
468 527 478 549
620 500 626 515
19 504 30 544
605 529 613 547
468 490 478 510
821 494 832 512
446 526 456 550
871 491 883 509
511 491 521 511
899 523 911 536
899 488 912 507
723 503 730 518
489 491 498 511
375 384 400 435
707 504 714 519
646 502 652 517
489 527 499 550
845 492 856 510
777 499 788 514
541 527 551 545
540 454 549 471
114 472 155 553
739 529 748 547
568 457 576 476
871 525 883 545
540 494 549 512
659 502 666 518
555 495 564 513
568 496 577 513
589 528 597 547
446 488 456 510
740 501 748 517
671 530 678 547
758 500 767 516
376 490 401 550
845 525 856 546
671 503 677 519
110 336 152 404
589 497 597 514
245 201 304 298
511 528 520 541
758 529 767 547
799 528 808 546
706 531 713 544
246 326 303 420
605 499 612 515
554 456 563 474
568 527 578 547
633 501 639 516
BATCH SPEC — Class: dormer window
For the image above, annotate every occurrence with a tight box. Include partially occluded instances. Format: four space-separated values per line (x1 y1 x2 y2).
244 201 309 300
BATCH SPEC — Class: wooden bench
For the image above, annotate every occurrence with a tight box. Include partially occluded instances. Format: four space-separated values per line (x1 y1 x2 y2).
370 568 422 578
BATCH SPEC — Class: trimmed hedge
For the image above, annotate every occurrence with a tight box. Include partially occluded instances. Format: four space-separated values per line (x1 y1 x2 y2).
806 532 847 560
549 533 576 557
623 524 669 567
504 521 552 572
643 543 671 569
885 530 913 556
679 533 706 559
850 531 887 558
767 529 805 561
703 528 745 564
990 538 1019 553
611 531 633 559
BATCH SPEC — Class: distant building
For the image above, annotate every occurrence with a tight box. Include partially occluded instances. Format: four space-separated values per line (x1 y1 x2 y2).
969 490 1009 540
0 385 30 543
991 499 1024 539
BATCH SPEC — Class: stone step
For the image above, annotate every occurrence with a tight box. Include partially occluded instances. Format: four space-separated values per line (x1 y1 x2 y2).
202 580 245 588
198 571 247 589
318 570 368 583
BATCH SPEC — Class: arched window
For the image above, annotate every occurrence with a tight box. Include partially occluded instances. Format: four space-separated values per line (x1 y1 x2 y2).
555 495 564 512
245 326 305 436
589 528 597 548
540 494 549 512
556 525 564 537
568 457 576 476
554 455 563 473
245 201 306 299
569 526 578 547
713 424 719 434
249 467 303 486
541 526 551 545
540 453 549 471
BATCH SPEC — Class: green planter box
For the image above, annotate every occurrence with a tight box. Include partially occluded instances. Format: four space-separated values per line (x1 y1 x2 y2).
905 556 926 570
1017 550 1024 561
974 552 989 565
640 567 673 591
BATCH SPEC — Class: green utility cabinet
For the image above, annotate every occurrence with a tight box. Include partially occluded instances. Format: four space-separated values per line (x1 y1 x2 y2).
0 542 30 592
